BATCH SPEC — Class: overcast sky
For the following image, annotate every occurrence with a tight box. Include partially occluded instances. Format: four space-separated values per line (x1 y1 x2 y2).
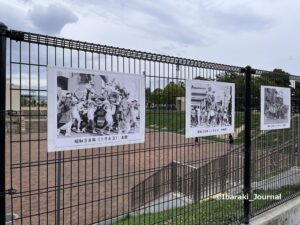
1 0 300 75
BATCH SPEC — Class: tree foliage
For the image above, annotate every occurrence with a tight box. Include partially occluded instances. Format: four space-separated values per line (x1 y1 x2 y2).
146 68 290 108
147 82 185 105
216 69 290 109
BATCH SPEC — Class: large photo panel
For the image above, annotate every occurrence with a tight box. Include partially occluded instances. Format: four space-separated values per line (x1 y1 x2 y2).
261 86 291 131
48 67 145 152
185 80 235 138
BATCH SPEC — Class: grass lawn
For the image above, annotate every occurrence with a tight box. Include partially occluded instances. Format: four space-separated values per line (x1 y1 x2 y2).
145 110 255 144
112 185 300 225
146 109 186 134
145 109 297 147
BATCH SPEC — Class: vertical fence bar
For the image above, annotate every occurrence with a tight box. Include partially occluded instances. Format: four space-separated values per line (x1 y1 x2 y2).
0 22 7 225
171 162 177 192
55 152 62 225
242 66 255 224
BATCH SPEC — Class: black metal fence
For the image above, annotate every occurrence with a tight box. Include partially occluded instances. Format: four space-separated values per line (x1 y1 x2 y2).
1 22 300 225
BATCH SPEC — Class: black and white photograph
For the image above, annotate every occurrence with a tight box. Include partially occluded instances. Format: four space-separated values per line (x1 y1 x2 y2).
261 86 290 130
185 80 235 138
48 67 145 152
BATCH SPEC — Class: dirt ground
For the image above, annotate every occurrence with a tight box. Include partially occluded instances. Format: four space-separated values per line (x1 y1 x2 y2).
5 131 232 225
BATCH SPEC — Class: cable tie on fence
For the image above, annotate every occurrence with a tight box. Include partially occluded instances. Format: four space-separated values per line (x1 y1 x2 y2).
6 110 18 116
0 188 17 197
6 188 17 195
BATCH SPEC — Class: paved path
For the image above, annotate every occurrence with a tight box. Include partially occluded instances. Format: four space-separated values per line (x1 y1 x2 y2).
5 131 232 225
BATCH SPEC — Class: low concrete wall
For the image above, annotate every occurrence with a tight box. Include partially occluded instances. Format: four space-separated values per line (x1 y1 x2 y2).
131 192 194 215
95 192 194 225
249 195 300 225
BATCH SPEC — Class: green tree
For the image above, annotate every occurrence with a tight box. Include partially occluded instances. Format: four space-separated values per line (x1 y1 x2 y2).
194 76 209 81
31 99 37 107
151 88 164 104
216 69 291 109
21 97 29 107
252 69 290 108
261 69 290 87
145 87 152 105
216 72 245 109
162 82 185 104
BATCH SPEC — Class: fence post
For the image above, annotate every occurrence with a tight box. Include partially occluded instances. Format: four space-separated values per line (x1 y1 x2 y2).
298 115 300 166
0 22 7 225
241 66 255 224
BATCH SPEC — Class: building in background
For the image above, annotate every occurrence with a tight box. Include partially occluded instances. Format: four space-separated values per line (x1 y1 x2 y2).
6 80 20 111
176 97 185 111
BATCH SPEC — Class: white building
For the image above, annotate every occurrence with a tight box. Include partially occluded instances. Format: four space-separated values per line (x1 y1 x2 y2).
176 97 185 111
6 81 20 111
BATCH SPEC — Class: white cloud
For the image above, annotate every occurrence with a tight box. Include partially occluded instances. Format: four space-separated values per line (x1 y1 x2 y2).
28 3 78 34
1 0 300 75
0 0 33 31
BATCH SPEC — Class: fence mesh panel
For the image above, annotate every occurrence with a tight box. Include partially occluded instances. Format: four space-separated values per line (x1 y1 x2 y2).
2 29 300 225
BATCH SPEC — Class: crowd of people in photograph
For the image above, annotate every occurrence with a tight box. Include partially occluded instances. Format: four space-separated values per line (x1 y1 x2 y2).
191 86 232 127
264 88 289 120
57 77 140 137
